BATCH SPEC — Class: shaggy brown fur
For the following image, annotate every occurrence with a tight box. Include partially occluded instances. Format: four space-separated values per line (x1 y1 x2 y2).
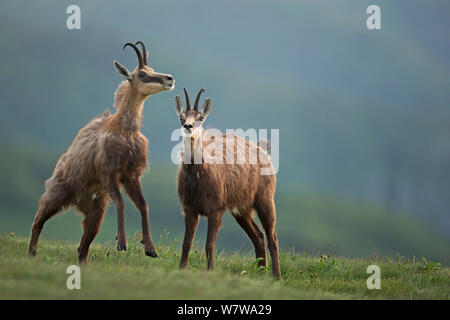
28 42 174 263
174 89 280 279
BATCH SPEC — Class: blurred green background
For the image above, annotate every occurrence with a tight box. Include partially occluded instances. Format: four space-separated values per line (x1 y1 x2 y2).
0 1 449 262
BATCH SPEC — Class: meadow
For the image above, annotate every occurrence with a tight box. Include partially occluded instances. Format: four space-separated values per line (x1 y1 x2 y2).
0 234 448 299
1 1 450 301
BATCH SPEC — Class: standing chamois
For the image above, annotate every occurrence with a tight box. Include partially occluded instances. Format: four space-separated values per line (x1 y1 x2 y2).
174 89 280 279
28 41 174 263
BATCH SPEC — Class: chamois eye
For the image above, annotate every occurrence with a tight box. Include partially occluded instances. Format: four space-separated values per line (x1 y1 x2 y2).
139 71 146 78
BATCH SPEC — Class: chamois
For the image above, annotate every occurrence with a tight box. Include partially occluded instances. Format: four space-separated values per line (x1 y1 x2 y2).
174 89 280 279
28 41 174 263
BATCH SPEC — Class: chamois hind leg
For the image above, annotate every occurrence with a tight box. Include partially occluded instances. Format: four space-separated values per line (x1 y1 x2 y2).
123 178 157 257
77 196 108 264
179 210 199 269
205 211 224 271
28 186 70 256
105 176 127 251
254 198 281 279
232 211 266 267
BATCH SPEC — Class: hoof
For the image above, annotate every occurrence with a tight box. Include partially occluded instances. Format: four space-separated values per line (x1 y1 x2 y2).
117 245 127 251
145 250 158 258
78 255 88 264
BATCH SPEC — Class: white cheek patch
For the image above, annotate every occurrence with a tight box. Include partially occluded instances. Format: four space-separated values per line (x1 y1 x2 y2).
143 82 163 95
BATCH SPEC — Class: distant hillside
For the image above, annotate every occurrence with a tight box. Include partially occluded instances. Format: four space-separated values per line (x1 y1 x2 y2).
1 145 448 262
1 1 450 235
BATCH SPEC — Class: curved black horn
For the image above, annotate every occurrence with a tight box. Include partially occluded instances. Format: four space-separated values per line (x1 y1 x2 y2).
123 42 143 68
135 41 148 65
184 88 191 110
194 88 205 110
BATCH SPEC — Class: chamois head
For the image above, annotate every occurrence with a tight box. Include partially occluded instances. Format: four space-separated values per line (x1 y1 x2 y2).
174 88 211 137
114 41 174 96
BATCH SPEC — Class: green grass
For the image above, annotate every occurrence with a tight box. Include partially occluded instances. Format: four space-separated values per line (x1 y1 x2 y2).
0 234 448 300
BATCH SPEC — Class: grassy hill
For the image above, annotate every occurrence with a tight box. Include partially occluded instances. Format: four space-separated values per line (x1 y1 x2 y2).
0 235 448 299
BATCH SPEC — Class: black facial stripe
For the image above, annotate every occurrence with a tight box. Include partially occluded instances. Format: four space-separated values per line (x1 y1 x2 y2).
139 73 164 84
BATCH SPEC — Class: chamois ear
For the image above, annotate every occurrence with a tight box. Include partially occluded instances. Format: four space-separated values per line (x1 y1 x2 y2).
201 98 212 118
114 61 132 81
174 95 184 116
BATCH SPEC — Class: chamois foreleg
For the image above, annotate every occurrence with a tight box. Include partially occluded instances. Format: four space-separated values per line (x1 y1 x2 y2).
179 210 199 269
205 211 224 271
123 179 157 257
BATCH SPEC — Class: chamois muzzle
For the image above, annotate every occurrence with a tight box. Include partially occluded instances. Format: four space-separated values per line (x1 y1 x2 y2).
162 75 175 89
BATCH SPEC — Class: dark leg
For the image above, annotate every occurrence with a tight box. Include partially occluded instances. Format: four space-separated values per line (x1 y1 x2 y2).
28 203 61 256
255 199 280 279
123 179 157 257
106 176 127 251
179 212 199 269
233 213 266 267
205 212 224 271
28 186 69 256
77 197 107 264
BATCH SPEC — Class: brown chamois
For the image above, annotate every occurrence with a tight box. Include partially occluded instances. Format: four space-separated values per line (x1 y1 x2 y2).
174 89 280 279
28 41 174 263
